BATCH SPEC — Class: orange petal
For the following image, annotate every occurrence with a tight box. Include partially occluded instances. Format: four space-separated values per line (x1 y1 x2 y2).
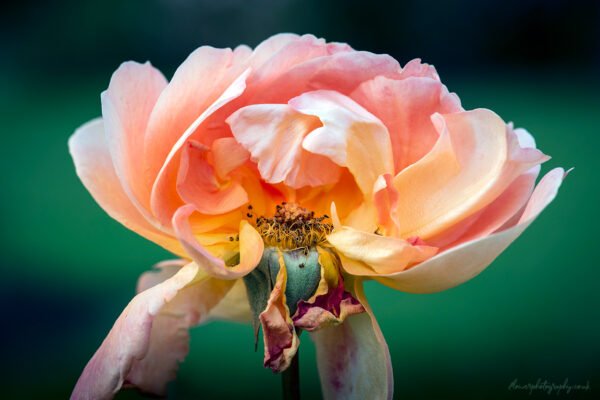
211 137 250 180
68 119 185 257
172 204 263 279
176 141 248 215
375 168 567 293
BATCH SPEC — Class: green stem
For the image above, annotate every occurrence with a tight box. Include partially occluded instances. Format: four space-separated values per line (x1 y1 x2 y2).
281 349 300 400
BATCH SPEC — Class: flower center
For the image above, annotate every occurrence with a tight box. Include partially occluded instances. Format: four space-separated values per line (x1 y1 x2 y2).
248 202 333 249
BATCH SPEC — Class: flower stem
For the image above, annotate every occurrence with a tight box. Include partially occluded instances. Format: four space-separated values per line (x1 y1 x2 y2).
281 349 300 400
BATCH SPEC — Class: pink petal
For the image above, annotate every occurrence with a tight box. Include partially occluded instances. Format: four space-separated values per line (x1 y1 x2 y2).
101 61 167 220
375 168 567 293
72 262 234 399
390 109 549 240
149 68 251 228
399 58 440 80
176 141 248 215
249 49 401 104
172 204 263 279
68 119 185 256
227 103 342 188
351 74 462 173
289 90 394 193
311 277 393 400
144 46 249 190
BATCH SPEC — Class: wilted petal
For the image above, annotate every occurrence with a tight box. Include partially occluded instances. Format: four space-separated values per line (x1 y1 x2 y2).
68 119 185 257
260 252 299 373
290 90 394 193
375 168 567 293
172 204 263 279
71 262 234 399
311 277 393 400
391 109 549 239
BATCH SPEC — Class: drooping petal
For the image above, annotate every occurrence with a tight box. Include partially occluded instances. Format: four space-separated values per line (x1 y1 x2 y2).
125 272 235 395
68 118 185 257
311 277 393 400
176 140 248 215
327 226 437 275
149 68 251 227
71 262 233 399
351 74 462 173
260 251 299 373
137 261 252 324
101 61 167 218
172 204 263 279
390 109 549 239
207 279 252 323
375 168 567 293
290 90 394 193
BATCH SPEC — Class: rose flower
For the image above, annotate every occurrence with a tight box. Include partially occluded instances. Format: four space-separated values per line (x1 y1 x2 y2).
69 33 566 400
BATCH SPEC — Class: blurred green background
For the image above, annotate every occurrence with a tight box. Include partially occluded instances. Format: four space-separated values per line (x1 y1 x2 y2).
1 0 598 399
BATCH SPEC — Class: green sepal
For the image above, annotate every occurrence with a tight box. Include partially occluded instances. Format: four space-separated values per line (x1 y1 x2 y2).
242 246 322 349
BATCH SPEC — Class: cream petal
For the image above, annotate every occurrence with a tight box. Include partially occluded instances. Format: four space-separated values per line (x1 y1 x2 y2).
72 262 233 399
375 168 566 293
391 109 549 239
311 277 393 400
227 103 342 188
172 204 263 279
68 118 185 257
207 279 252 323
101 61 167 220
327 226 437 275
290 90 394 194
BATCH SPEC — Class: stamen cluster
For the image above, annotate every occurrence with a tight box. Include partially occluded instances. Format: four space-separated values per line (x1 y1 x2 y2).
247 202 333 249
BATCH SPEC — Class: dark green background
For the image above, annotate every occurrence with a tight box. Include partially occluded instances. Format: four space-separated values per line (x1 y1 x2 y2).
2 1 598 399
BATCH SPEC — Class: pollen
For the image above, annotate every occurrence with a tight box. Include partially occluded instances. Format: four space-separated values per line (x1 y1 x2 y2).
251 202 333 249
